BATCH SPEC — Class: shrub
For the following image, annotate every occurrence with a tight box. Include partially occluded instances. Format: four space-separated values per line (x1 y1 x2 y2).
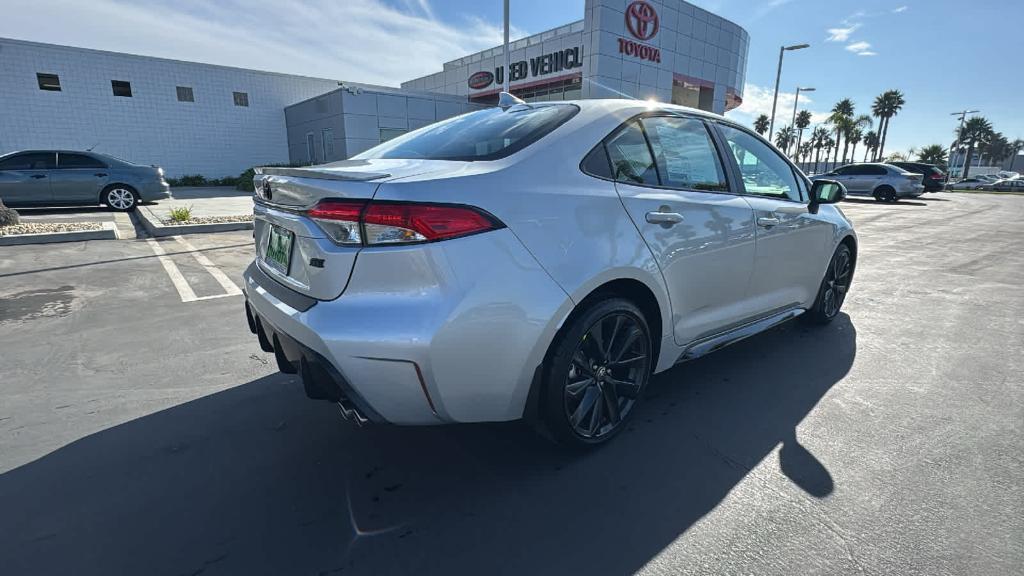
178 174 208 187
0 198 19 226
167 205 193 223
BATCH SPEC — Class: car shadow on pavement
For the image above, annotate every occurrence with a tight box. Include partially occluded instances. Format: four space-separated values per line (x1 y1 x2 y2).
0 315 856 576
843 198 927 207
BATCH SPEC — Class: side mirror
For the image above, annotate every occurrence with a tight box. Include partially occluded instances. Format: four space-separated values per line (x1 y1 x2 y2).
809 179 846 212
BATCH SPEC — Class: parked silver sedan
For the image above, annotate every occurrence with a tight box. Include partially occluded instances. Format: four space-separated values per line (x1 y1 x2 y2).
0 150 170 211
243 97 857 447
814 162 925 202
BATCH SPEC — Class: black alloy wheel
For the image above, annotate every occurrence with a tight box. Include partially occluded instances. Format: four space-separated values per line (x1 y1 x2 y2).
542 298 652 446
803 243 853 324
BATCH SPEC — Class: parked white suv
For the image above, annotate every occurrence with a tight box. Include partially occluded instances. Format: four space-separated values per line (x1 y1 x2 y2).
243 98 857 446
815 163 925 202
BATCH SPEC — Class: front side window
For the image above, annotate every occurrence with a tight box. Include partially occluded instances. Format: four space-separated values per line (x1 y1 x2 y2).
641 116 728 192
58 153 106 169
604 121 658 186
0 152 56 170
111 80 132 97
355 104 578 161
718 124 802 202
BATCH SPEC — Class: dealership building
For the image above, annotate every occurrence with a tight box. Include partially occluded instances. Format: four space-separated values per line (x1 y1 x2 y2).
0 0 748 177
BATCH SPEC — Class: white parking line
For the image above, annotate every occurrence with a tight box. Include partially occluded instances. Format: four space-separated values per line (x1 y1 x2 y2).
146 236 243 303
171 235 243 297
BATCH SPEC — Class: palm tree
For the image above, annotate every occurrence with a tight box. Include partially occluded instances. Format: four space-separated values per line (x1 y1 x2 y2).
810 126 829 174
862 130 879 162
1008 139 1024 171
957 116 994 179
799 141 813 166
823 135 836 172
980 133 1010 167
793 110 812 157
828 99 855 167
916 144 948 166
871 89 906 161
754 114 770 136
774 125 795 151
847 128 863 164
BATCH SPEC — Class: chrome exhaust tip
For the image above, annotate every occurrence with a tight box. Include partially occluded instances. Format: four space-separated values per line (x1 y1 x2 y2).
337 398 369 427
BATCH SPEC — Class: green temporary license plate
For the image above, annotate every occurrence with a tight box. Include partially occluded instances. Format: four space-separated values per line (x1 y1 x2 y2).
264 224 293 274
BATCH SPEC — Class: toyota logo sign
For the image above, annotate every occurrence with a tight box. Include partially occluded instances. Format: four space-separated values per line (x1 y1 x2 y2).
625 0 659 41
467 70 494 90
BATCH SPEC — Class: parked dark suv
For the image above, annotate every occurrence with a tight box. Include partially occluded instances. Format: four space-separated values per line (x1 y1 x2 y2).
890 162 946 192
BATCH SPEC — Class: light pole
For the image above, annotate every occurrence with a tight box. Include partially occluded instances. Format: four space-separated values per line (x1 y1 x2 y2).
789 86 815 156
949 109 979 178
768 43 810 140
503 0 511 93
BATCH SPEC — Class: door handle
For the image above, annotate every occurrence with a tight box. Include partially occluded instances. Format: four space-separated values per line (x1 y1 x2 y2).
31 174 46 179
94 173 108 177
645 211 684 225
756 217 781 228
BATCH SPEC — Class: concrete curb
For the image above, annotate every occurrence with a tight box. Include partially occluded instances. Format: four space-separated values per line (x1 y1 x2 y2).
138 205 254 237
0 222 118 245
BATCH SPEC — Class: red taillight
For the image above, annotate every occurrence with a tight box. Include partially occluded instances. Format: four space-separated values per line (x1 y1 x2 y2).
930 173 945 180
306 200 500 246
307 199 366 245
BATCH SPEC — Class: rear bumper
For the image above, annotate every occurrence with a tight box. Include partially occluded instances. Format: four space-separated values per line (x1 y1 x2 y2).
241 228 572 425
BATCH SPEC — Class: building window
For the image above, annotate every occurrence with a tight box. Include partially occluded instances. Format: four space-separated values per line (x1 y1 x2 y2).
111 80 132 97
176 86 194 102
322 128 334 160
306 133 317 164
380 128 406 143
233 91 249 107
37 73 61 91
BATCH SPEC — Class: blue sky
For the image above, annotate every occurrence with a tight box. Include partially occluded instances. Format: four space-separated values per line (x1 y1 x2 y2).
2 0 1020 155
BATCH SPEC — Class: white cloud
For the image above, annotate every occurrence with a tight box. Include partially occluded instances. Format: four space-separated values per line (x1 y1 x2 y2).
845 41 872 53
725 84 830 129
892 5 909 13
857 50 878 56
0 0 527 87
826 24 860 42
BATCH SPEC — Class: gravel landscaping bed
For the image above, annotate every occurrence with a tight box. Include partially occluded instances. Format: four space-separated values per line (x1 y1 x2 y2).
159 215 254 225
0 222 104 236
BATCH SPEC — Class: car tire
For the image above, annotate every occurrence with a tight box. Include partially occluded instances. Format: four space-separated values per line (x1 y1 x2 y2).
873 186 897 203
801 243 854 325
539 297 653 448
103 185 139 212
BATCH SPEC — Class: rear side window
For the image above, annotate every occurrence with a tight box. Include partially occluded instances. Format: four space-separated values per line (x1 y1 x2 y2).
869 165 888 176
604 121 658 186
355 104 579 161
0 152 56 170
640 116 727 191
58 153 106 169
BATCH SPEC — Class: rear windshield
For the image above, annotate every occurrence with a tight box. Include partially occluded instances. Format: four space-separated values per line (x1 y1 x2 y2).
354 104 579 162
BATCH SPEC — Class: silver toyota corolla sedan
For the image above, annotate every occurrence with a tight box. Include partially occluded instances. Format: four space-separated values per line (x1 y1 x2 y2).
812 162 924 202
243 97 856 447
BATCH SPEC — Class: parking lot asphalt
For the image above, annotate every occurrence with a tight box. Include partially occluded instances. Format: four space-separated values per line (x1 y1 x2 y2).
0 192 1021 576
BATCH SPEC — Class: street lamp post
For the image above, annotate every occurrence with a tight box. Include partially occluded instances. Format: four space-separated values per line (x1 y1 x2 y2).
503 0 510 93
789 86 815 156
949 109 979 178
768 43 810 140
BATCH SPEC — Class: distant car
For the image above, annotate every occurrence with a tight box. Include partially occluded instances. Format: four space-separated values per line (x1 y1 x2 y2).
978 174 1001 182
989 179 1024 192
951 177 990 190
890 161 946 192
0 150 170 211
813 163 925 202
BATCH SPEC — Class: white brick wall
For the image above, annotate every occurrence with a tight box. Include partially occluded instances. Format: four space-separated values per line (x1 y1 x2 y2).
0 38 339 177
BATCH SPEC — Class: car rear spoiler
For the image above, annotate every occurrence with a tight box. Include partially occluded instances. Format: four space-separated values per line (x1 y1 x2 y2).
258 166 390 182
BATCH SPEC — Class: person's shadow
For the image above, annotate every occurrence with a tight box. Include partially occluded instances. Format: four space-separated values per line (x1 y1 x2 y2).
0 314 856 576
